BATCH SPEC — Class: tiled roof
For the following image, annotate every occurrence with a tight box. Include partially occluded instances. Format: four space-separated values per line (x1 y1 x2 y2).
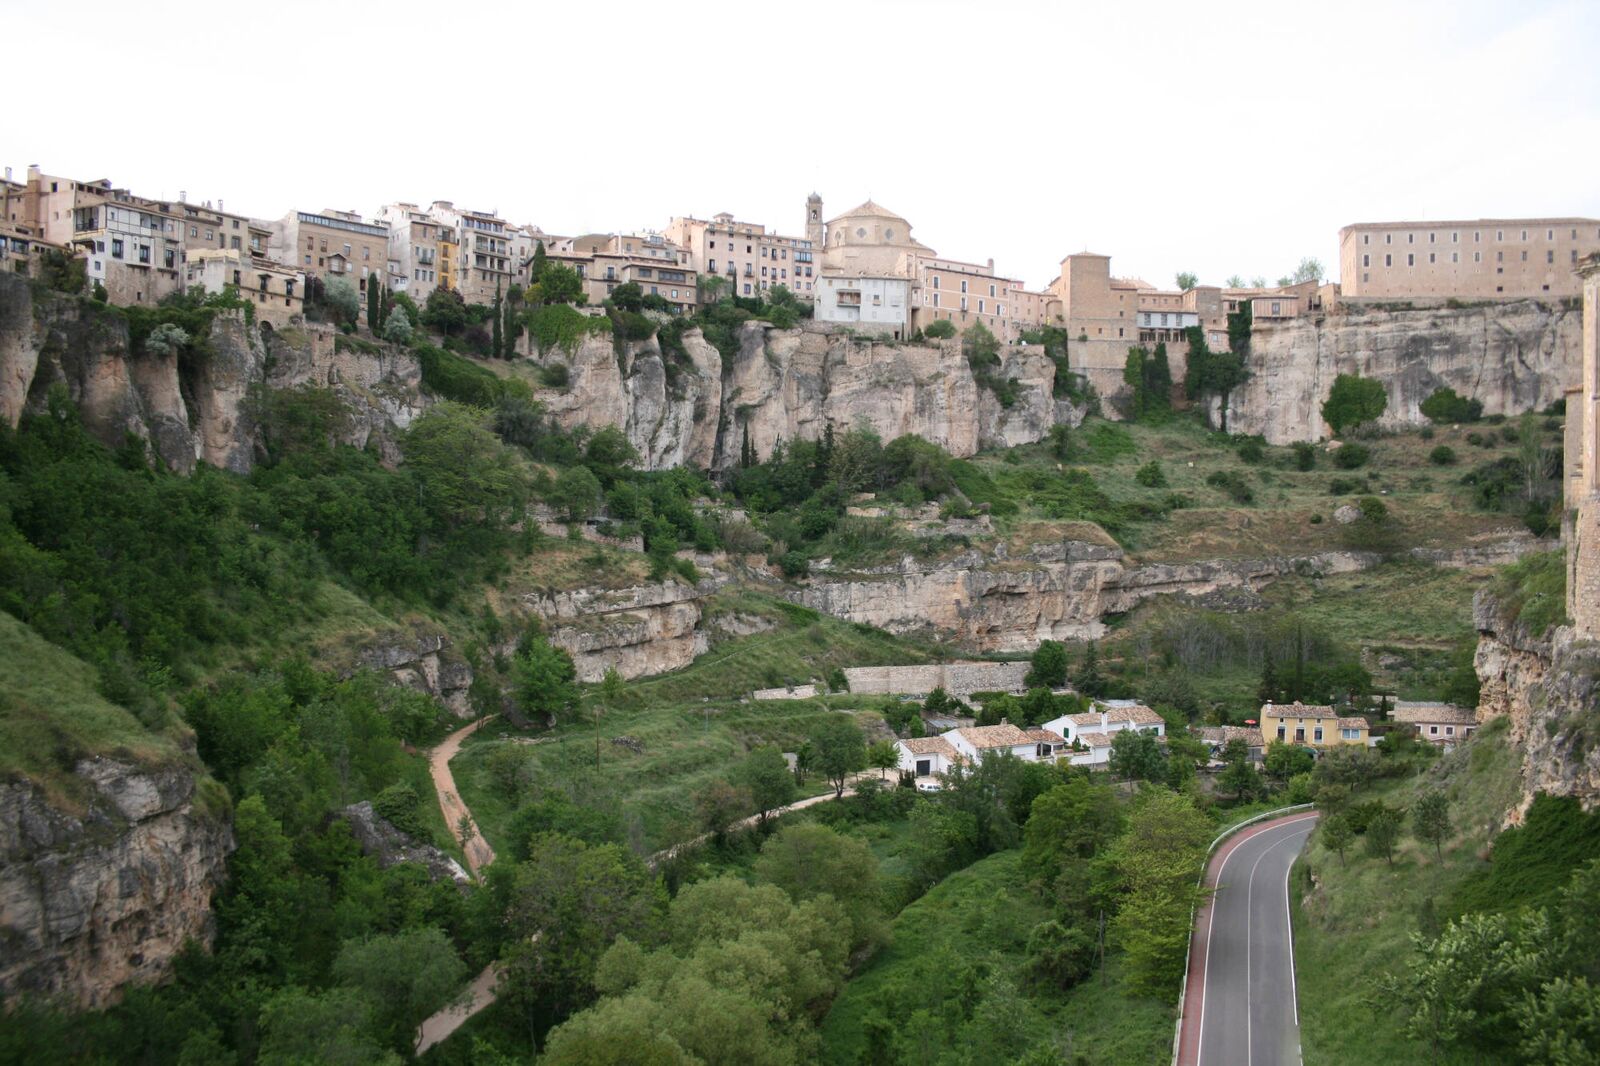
1067 704 1165 729
899 737 958 758
1023 728 1066 745
1390 702 1477 725
953 724 1033 749
1261 701 1336 717
1336 717 1370 731
1195 726 1261 747
1078 732 1118 748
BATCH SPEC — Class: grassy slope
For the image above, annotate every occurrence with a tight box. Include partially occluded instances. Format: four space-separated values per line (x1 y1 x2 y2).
819 849 1173 1066
453 604 937 854
0 611 186 810
1292 719 1525 1066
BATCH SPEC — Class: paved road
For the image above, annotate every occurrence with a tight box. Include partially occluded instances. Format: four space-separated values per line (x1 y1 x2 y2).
1177 811 1318 1066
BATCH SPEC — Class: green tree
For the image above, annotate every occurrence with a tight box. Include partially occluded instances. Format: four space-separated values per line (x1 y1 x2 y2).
1321 373 1388 436
539 264 585 305
1364 806 1404 865
1072 641 1106 697
1025 640 1069 690
1219 755 1263 802
694 780 752 838
1292 257 1325 284
332 927 466 1051
421 287 468 335
381 305 413 344
1183 325 1248 431
610 281 644 312
550 464 603 522
1108 788 1213 996
325 277 361 325
367 279 380 331
1109 728 1166 782
866 738 900 780
491 282 504 358
502 832 668 1030
256 987 399 1066
1264 741 1314 780
924 318 957 339
530 240 548 285
753 822 884 951
736 745 798 821
810 716 866 797
1176 271 1199 291
1413 790 1452 862
1021 776 1122 901
1321 814 1354 866
512 633 579 724
401 403 528 530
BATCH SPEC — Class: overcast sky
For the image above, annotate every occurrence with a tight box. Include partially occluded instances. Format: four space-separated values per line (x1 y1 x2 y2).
7 0 1598 292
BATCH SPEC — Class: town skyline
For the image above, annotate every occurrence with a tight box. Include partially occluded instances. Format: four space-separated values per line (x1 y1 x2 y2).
7 0 1598 292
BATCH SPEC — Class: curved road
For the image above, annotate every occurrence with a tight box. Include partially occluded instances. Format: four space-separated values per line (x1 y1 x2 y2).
1177 811 1318 1066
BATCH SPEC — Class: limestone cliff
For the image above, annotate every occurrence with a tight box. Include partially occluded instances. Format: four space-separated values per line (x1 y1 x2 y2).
532 321 1068 472
524 573 725 682
1223 300 1578 443
0 759 232 1009
0 272 424 473
1474 592 1600 818
801 536 1546 652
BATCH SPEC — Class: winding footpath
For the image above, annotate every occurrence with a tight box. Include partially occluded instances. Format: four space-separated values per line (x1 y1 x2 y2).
1176 810 1319 1066
413 721 867 1055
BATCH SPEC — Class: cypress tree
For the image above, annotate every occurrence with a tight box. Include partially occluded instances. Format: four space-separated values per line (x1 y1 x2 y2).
740 424 753 468
504 294 518 358
492 283 504 359
366 279 379 331
1258 651 1279 705
530 241 548 285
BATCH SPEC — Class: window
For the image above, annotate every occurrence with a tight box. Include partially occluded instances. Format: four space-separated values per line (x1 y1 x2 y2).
1429 725 1439 735
204 229 213 241
112 238 124 258
1385 254 1392 266
960 280 967 293
1521 251 1528 262
960 297 968 311
708 259 716 272
1452 252 1459 263
1429 232 1435 243
1445 726 1455 736
932 275 940 289
1452 231 1459 242
1474 252 1481 263
933 293 940 307
1407 233 1414 244
1362 234 1369 244
1277 725 1286 741
1548 250 1555 264
978 299 985 313
1407 253 1414 266
138 245 150 263
1314 727 1324 742
989 284 996 297
1429 253 1435 264
1363 254 1370 267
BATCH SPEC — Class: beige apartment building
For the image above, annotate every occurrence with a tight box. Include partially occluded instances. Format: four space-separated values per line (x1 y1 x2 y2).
183 248 304 326
664 200 818 299
911 256 1051 342
376 203 443 302
1340 218 1600 303
426 201 514 305
548 232 698 313
176 199 250 257
13 167 185 304
267 208 389 299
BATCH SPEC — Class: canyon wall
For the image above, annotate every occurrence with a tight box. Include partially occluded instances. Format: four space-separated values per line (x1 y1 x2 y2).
1222 300 1578 443
0 272 424 473
532 321 1072 472
0 759 232 1009
1474 592 1600 818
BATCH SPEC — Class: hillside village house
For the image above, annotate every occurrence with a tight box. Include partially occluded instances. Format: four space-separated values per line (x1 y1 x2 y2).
183 248 303 326
1259 702 1370 749
1389 702 1478 745
267 208 389 301
1194 725 1266 763
663 202 818 298
1042 701 1166 767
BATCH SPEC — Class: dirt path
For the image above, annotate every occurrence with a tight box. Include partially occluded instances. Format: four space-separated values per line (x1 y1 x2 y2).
430 716 496 876
414 960 503 1056
647 771 871 868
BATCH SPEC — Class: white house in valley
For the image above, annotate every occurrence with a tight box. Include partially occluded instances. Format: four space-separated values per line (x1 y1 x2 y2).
1043 701 1167 767
895 723 1066 790
1389 702 1479 746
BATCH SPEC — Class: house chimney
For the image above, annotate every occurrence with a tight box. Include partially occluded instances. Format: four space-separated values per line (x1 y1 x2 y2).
179 190 186 203
1100 712 1109 730
218 199 223 212
1000 717 1009 726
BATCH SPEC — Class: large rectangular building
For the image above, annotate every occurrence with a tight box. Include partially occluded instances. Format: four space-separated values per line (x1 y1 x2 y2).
663 208 818 299
267 208 389 298
1339 218 1600 303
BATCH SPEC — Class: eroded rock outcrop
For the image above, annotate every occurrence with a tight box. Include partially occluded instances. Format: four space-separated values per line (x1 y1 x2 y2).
337 801 470 887
1224 301 1578 443
0 272 424 473
348 624 476 716
1474 592 1600 818
0 760 231 1009
525 576 721 681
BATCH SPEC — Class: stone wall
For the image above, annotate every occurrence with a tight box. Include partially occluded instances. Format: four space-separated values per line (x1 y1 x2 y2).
843 661 1031 700
1220 300 1579 443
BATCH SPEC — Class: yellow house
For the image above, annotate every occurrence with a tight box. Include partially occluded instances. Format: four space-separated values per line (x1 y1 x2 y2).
1259 702 1370 748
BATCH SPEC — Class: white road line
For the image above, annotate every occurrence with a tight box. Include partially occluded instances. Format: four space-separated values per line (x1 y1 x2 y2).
1243 834 1280 1066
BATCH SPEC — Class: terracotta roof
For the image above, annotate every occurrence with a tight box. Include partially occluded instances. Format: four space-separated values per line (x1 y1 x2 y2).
1391 703 1477 726
953 724 1033 749
1023 728 1066 745
898 737 957 758
1078 732 1118 748
1336 717 1370 731
1067 704 1164 729
1195 726 1261 747
1261 701 1336 717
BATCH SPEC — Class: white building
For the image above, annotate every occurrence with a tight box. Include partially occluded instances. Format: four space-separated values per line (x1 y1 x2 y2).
1043 701 1166 767
895 723 1066 790
814 274 912 336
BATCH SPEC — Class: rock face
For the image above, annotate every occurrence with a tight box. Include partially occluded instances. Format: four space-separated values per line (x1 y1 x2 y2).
801 537 1547 652
534 321 1068 472
1223 301 1578 443
525 576 719 681
337 802 470 887
349 625 476 717
1474 592 1600 818
0 759 231 1009
0 272 423 473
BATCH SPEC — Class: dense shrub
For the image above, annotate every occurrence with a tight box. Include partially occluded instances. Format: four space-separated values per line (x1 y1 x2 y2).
1134 461 1168 488
1236 438 1265 464
1328 476 1366 495
923 319 957 339
1321 374 1387 435
1205 470 1254 503
1332 443 1371 469
1292 441 1316 471
1428 445 1457 465
1419 387 1483 424
415 343 528 407
538 362 570 389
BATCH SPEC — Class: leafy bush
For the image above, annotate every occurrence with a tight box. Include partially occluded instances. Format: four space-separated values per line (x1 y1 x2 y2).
1490 550 1568 638
1419 387 1483 424
1466 431 1490 448
538 362 570 389
1292 441 1316 471
923 319 956 339
1205 470 1254 503
1332 443 1370 469
415 343 528 407
1236 437 1265 464
1429 445 1457 465
527 304 609 353
1328 476 1366 495
1321 374 1387 436
1134 461 1168 488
